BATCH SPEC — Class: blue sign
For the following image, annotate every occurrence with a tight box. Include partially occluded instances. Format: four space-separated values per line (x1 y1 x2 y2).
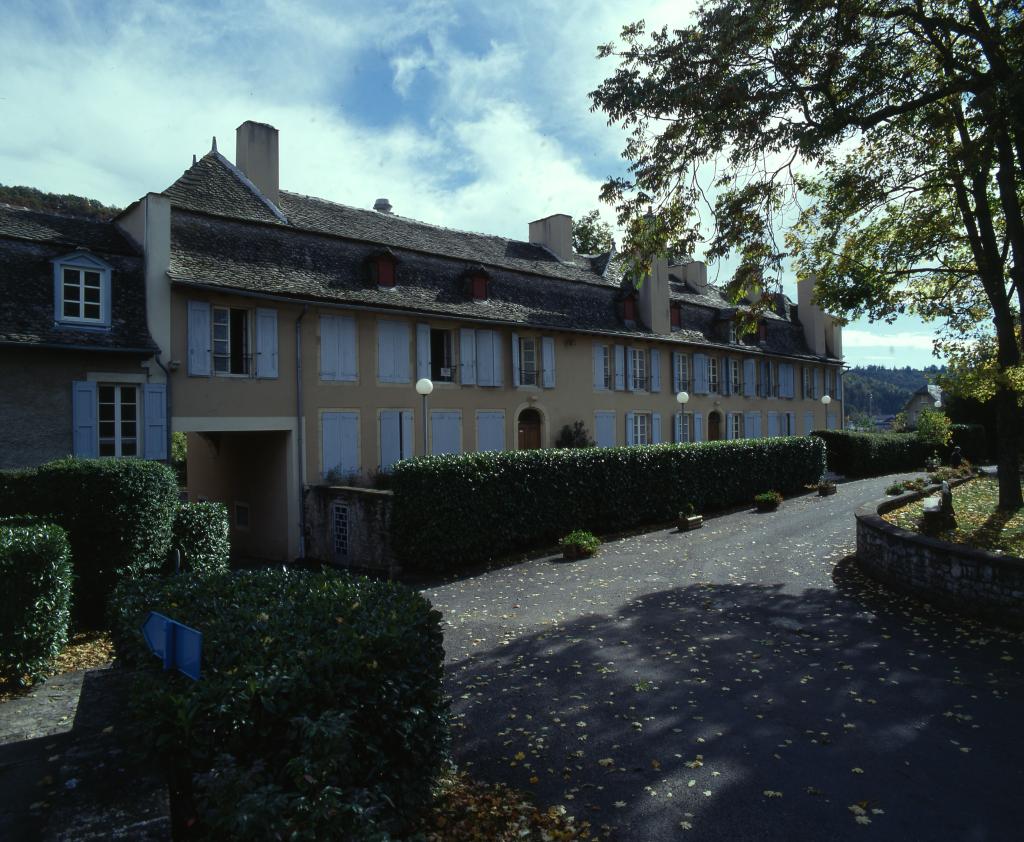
141 612 202 680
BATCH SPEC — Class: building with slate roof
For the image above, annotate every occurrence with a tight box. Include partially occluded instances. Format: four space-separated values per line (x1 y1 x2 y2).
2 120 844 561
903 383 944 428
0 203 161 469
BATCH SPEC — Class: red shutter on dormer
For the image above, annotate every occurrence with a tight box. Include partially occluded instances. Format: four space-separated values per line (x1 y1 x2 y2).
376 256 396 288
471 274 488 300
759 322 767 341
671 304 681 329
623 295 636 323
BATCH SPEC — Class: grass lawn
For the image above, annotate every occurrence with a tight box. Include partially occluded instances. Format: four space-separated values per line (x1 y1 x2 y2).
883 476 1024 556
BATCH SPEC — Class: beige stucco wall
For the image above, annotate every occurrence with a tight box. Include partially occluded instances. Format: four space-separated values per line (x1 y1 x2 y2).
0 348 153 469
168 287 844 492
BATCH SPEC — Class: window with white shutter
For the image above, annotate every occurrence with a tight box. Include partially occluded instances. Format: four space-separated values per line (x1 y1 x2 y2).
476 411 505 452
595 411 616 447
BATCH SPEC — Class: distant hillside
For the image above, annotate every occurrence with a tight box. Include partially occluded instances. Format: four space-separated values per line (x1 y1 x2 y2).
0 184 121 220
843 365 945 416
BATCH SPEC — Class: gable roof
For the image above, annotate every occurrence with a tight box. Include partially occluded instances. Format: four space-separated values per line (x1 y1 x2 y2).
0 203 154 353
162 152 835 360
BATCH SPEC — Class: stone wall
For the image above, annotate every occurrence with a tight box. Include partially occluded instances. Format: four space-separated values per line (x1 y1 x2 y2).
856 486 1024 625
305 485 397 575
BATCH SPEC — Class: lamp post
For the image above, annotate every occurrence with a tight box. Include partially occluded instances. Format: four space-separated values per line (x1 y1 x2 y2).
415 377 433 454
676 390 690 440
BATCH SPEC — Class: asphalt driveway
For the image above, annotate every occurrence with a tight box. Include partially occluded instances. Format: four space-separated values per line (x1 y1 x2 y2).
423 474 1024 841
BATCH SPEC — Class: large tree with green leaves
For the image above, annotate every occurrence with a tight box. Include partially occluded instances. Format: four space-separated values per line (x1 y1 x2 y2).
572 209 616 254
591 1 1024 508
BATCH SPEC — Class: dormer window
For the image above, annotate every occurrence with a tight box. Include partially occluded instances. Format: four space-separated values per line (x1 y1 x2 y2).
465 265 491 301
622 294 637 326
758 321 768 342
53 251 111 328
368 250 397 288
729 321 738 343
671 302 682 330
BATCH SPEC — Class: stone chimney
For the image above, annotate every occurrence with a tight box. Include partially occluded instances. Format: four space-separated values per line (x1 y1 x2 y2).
529 213 573 262
679 260 708 295
235 121 280 205
373 198 393 214
797 275 827 356
638 255 671 334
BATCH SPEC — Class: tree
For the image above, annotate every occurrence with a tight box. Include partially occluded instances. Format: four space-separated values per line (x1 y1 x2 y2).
572 210 615 255
0 184 120 220
592 2 1024 508
916 409 953 449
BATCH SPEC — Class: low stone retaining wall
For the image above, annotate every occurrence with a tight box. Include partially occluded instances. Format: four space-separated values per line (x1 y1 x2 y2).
856 482 1024 625
304 485 397 576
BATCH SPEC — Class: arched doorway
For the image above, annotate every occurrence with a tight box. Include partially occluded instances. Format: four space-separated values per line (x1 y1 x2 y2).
517 408 542 450
707 411 723 441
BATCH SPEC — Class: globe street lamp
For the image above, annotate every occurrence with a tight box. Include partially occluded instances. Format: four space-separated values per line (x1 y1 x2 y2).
676 390 690 406
415 377 434 454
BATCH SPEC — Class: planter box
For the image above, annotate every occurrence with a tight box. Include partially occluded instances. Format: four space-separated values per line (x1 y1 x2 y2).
818 485 838 497
562 546 595 561
755 501 780 513
678 514 703 531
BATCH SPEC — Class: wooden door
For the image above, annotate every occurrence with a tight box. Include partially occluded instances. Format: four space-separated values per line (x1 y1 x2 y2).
517 409 542 450
708 412 722 441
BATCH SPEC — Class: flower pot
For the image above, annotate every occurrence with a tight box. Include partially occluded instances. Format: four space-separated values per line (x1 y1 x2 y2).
755 501 780 513
818 485 837 497
561 545 594 560
678 514 703 531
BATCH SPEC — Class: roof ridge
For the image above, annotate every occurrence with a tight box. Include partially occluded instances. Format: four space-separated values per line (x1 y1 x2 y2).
208 151 289 224
0 201 116 225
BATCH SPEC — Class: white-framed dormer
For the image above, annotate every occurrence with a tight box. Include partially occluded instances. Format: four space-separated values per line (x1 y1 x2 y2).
52 250 112 329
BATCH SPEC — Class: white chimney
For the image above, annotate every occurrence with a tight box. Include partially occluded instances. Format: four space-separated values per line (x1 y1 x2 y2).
529 213 573 262
235 121 280 205
639 255 671 334
681 260 708 295
797 275 827 356
373 198 393 214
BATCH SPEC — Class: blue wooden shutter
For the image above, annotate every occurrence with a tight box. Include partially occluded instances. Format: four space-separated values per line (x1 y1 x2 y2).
693 354 708 394
476 411 505 452
614 345 626 390
625 411 635 445
652 412 662 443
814 368 822 398
827 412 837 430
743 358 756 397
431 411 462 455
187 300 211 376
319 316 339 380
401 410 414 459
778 363 792 398
338 315 357 381
417 324 431 380
767 411 779 437
625 348 635 391
380 410 402 470
725 412 734 440
323 411 359 477
595 411 616 447
674 411 683 443
672 352 681 392
804 410 815 435
476 330 499 386
693 412 703 442
143 384 167 460
511 333 521 386
460 328 477 385
72 380 98 457
255 308 279 379
593 344 605 390
835 369 843 400
650 349 661 392
542 337 555 388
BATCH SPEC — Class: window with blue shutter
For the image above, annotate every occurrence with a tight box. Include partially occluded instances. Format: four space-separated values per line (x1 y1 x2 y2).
693 354 709 394
614 346 626 390
320 315 358 381
72 381 98 457
322 411 359 478
255 308 279 379
625 411 636 445
542 337 556 388
378 320 410 383
804 410 816 435
650 349 661 392
595 411 616 447
693 412 703 442
460 328 477 385
187 301 211 376
652 412 662 443
431 410 462 455
476 411 505 452
511 333 521 386
743 358 756 397
593 344 610 390
767 411 779 437
416 323 431 380
143 384 167 460
379 409 413 470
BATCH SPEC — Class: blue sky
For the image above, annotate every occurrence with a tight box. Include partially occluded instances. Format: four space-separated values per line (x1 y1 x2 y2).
0 0 941 369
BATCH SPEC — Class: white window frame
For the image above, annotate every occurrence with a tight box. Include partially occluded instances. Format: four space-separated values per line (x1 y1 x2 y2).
53 253 112 328
731 412 744 440
601 344 612 389
708 356 719 393
430 328 456 383
520 337 538 386
630 348 648 391
729 322 738 343
633 411 651 445
212 305 252 376
680 411 694 443
730 359 742 393
97 383 140 457
677 352 690 391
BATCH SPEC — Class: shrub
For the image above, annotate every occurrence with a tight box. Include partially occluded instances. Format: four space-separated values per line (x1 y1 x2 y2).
916 409 953 449
950 423 987 462
555 421 596 448
812 430 932 477
0 458 178 624
391 437 825 572
885 483 903 496
0 517 72 685
172 502 230 577
559 529 601 557
109 569 447 840
754 490 783 510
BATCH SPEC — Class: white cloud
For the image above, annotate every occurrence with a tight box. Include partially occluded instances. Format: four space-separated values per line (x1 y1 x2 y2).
842 329 937 351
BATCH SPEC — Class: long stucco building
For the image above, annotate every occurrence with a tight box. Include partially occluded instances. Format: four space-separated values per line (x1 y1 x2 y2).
2 121 844 561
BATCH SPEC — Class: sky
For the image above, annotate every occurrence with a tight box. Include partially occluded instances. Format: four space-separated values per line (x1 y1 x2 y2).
0 0 943 369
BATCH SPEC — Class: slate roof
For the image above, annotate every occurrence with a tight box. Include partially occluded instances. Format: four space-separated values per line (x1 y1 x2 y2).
0 204 154 352
162 152 835 361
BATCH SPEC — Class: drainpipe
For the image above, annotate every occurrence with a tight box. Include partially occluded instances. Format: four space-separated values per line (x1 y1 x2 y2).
295 305 308 559
154 354 173 466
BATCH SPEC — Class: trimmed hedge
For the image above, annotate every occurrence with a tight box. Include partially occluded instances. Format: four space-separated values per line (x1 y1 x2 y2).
812 430 933 478
391 437 825 572
0 458 178 624
172 502 230 577
109 569 447 840
0 517 72 685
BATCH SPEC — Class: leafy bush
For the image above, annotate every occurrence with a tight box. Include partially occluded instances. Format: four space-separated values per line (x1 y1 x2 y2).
916 409 953 448
559 529 601 557
0 458 178 624
392 437 825 572
0 517 72 685
927 464 975 485
885 483 903 496
109 569 447 840
172 502 230 577
754 491 783 510
812 430 932 477
555 421 596 448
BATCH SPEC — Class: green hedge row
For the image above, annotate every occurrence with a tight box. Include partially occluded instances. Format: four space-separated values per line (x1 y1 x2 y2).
172 502 230 578
109 569 447 840
0 517 72 685
812 430 931 477
0 458 179 625
391 437 826 572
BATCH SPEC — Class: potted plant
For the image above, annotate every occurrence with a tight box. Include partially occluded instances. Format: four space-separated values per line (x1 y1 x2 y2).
678 503 703 531
817 477 837 496
754 490 783 512
559 529 601 560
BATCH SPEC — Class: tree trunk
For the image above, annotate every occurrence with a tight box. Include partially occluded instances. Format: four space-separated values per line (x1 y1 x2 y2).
993 386 1022 510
